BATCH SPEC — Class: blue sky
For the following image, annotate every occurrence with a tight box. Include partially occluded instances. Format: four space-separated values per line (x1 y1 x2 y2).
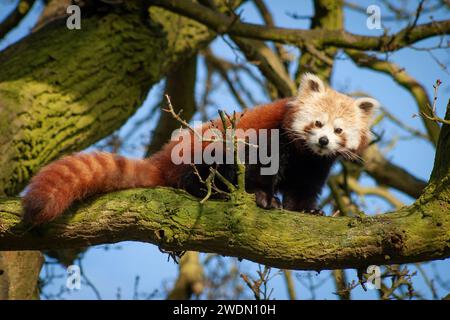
1 0 449 299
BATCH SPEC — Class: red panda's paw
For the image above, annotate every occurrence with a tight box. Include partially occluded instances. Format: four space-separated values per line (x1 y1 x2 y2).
269 196 282 209
306 209 325 216
255 190 282 210
22 190 69 225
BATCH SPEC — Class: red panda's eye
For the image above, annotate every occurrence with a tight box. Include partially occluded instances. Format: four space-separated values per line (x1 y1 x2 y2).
315 121 323 128
335 128 343 134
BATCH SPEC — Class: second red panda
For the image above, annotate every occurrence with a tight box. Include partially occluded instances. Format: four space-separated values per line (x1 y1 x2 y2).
22 73 379 224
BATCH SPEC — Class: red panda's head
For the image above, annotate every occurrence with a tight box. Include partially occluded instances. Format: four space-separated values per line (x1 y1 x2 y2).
285 73 379 159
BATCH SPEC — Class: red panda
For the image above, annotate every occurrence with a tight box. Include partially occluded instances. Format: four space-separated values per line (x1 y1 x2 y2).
22 73 379 224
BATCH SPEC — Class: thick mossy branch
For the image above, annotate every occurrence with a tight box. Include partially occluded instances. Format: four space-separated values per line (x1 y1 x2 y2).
0 185 448 270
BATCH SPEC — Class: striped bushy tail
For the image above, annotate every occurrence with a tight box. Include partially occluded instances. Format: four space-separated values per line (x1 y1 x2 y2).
22 152 165 225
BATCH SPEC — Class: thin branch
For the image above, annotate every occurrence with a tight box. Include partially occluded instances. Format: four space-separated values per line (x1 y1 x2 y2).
282 270 296 300
0 0 36 39
362 145 427 199
346 50 441 144
344 0 446 22
380 106 430 141
415 263 439 300
146 56 198 156
346 177 404 209
203 48 249 109
422 79 450 125
232 37 296 98
252 0 292 67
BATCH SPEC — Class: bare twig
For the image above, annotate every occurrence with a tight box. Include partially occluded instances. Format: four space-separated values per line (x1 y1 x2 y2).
421 79 450 124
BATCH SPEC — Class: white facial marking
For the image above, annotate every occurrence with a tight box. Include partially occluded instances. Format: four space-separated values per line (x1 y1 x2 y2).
291 107 363 157
344 127 361 150
291 106 315 133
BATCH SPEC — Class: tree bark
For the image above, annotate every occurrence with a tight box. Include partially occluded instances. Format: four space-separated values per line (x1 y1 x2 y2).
296 0 343 82
0 251 43 299
167 251 204 299
0 175 448 270
146 56 198 156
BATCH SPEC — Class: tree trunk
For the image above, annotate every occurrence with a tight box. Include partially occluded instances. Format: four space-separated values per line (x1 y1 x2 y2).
0 251 43 300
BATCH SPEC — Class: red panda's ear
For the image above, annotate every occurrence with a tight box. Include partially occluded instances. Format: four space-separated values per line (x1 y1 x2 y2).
354 97 379 116
298 73 325 97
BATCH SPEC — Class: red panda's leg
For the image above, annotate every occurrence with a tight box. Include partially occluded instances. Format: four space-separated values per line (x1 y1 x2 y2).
255 190 281 209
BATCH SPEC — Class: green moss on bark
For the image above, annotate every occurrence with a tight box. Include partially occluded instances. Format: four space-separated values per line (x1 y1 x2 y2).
0 183 448 270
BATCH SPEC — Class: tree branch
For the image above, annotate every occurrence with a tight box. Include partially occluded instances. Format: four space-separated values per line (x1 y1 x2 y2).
252 0 292 68
231 37 296 98
295 0 343 82
0 250 43 299
347 50 441 145
362 145 428 199
167 251 204 299
146 56 198 156
0 0 36 39
0 180 448 270
149 0 450 52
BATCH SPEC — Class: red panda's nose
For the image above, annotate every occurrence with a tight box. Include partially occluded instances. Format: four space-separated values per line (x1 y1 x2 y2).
319 136 329 146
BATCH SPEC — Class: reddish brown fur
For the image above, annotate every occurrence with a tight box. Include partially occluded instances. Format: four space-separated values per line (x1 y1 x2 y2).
23 152 164 224
302 122 315 134
23 99 290 224
338 133 347 148
355 133 369 155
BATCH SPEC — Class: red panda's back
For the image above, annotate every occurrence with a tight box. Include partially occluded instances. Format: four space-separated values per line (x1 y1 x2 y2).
237 98 290 130
149 98 291 187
